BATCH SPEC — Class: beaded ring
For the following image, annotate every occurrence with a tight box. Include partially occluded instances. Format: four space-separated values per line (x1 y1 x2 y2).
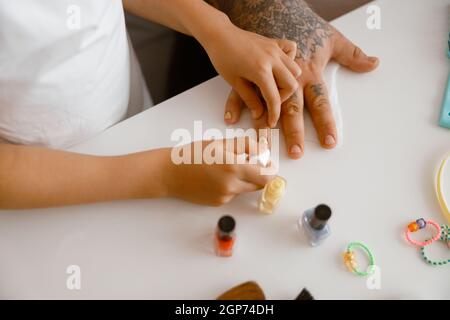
405 218 441 247
420 225 450 266
343 242 375 277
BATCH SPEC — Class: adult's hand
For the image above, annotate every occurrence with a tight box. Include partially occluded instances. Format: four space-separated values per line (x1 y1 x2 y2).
212 0 379 158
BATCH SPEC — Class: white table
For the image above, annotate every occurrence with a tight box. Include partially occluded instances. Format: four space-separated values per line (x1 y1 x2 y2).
0 0 449 299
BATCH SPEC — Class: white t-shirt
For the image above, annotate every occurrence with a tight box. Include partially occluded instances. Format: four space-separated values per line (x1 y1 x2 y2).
0 0 151 148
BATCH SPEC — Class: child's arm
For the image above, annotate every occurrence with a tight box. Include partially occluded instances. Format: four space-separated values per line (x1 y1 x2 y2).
0 139 271 209
0 144 169 209
122 0 301 128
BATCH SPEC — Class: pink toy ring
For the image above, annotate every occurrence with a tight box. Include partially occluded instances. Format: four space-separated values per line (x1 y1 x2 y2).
405 218 441 247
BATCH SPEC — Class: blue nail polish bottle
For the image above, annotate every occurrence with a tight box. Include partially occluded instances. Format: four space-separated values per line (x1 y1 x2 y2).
300 204 332 246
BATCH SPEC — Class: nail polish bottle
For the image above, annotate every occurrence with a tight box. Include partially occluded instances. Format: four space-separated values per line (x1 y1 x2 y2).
259 176 286 214
215 215 236 257
300 204 332 246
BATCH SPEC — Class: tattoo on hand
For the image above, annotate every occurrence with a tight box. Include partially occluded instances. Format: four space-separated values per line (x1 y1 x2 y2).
310 84 324 96
309 84 329 109
206 0 334 60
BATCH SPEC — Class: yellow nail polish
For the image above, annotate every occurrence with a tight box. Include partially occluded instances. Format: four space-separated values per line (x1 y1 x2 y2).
259 176 286 214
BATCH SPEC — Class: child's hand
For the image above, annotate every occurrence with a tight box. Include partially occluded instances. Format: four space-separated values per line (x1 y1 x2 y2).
203 22 302 128
124 0 300 128
165 137 273 206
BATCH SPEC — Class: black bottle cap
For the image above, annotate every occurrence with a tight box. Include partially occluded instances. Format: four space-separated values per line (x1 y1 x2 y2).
310 204 332 230
295 288 314 300
218 215 236 234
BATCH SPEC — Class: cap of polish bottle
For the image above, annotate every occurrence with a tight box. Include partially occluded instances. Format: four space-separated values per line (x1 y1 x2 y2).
299 204 332 247
215 215 236 257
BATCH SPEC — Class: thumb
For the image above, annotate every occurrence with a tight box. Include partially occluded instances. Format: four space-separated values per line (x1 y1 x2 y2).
332 32 379 73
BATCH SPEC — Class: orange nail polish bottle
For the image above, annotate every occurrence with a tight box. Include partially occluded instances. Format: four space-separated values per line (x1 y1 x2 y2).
215 215 236 257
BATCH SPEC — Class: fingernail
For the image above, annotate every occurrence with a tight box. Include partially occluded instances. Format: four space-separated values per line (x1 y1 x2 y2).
324 135 336 146
369 56 378 63
224 111 232 121
290 144 302 154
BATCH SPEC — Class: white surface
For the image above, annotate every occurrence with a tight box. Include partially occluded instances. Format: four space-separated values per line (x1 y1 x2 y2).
1 0 450 299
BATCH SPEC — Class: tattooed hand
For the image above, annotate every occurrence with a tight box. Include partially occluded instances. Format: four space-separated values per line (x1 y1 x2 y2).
209 0 379 158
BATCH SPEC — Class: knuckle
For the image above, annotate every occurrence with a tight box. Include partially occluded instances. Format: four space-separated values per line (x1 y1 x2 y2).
267 42 280 55
293 66 302 78
211 199 225 207
255 69 269 82
283 102 301 116
224 164 238 174
308 64 321 75
287 40 297 49
311 96 329 111
289 81 299 91
221 195 233 204
255 60 271 75
220 185 233 195
213 195 232 206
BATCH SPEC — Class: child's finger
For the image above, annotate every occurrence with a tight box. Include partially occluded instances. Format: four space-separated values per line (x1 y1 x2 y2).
252 112 273 149
273 63 299 103
276 39 302 79
235 180 264 193
224 90 243 125
234 78 265 120
238 162 274 187
253 73 281 128
275 39 298 61
280 53 302 79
